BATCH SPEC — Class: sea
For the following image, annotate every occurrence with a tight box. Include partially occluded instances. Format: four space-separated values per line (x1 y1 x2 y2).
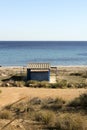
0 41 87 66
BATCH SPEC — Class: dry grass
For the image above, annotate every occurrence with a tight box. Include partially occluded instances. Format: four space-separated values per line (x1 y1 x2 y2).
0 93 86 130
0 67 87 129
0 110 12 119
1 66 87 91
55 113 86 130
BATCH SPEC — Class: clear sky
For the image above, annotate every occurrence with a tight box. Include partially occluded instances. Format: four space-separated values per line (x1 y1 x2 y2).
0 0 87 41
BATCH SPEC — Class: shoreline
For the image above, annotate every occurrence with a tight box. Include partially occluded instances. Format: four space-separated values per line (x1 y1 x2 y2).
0 65 87 68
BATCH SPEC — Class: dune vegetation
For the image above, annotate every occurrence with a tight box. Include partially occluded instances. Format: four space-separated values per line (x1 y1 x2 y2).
0 93 86 130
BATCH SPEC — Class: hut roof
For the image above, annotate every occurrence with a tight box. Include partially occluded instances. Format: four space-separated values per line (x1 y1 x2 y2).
28 63 50 70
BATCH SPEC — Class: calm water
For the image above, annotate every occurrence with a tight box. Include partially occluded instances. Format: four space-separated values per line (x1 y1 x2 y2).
0 41 87 66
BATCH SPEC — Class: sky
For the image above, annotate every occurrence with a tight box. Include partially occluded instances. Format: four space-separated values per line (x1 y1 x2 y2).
0 0 87 41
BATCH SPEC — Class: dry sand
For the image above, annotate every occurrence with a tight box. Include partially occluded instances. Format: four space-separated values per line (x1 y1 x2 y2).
0 66 87 108
0 87 86 107
0 66 87 130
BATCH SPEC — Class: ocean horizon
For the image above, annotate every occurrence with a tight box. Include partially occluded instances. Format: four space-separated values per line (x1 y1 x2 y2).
0 41 87 66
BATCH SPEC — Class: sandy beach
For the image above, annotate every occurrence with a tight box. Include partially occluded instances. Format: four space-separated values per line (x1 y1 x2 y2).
0 66 87 130
0 66 87 107
0 87 86 107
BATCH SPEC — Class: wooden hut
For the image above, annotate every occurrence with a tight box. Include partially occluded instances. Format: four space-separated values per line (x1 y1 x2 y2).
27 63 50 81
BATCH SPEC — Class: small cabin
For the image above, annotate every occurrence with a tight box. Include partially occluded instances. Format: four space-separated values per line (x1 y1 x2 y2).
27 63 50 81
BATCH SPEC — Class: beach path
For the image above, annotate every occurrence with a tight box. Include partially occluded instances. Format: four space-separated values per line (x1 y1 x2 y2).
0 87 86 107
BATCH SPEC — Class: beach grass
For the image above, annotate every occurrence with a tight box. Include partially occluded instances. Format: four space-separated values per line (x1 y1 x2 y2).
0 93 86 130
0 66 87 129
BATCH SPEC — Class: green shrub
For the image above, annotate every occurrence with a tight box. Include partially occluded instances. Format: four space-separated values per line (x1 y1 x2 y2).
68 98 81 107
56 80 67 88
68 93 87 109
26 80 68 88
75 83 87 88
70 73 82 76
79 93 87 107
40 81 51 88
67 83 75 88
26 80 51 88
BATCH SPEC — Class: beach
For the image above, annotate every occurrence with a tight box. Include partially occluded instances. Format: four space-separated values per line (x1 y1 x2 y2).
1 0 87 128
0 87 86 107
0 66 87 129
0 66 87 107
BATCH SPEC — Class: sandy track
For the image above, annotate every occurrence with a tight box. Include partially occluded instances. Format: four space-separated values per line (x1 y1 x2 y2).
0 87 86 107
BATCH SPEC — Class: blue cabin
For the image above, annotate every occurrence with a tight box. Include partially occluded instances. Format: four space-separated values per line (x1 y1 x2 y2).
27 63 50 81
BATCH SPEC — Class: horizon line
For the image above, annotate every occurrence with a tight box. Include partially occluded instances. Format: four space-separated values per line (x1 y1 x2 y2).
0 40 87 42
